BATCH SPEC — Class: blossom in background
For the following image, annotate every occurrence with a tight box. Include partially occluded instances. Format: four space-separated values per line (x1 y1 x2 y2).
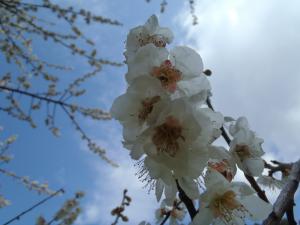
229 117 265 177
0 195 10 208
257 175 285 190
125 15 173 62
192 170 272 225
155 199 186 225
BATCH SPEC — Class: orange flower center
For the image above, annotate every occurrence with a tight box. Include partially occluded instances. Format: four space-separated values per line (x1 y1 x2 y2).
152 116 185 157
151 60 182 92
138 96 161 122
210 190 241 220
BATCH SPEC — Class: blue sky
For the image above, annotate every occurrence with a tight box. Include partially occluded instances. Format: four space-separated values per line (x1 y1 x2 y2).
1 0 300 224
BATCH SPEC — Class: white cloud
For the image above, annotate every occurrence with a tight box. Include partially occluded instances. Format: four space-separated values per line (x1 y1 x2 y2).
175 0 300 162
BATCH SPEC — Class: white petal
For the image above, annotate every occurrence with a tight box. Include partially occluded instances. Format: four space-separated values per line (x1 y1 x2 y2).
130 142 144 160
230 182 255 196
110 93 139 122
155 179 164 202
164 182 177 206
170 46 203 77
178 177 199 199
126 44 168 83
239 195 272 221
191 207 213 225
243 158 264 177
156 27 173 43
144 15 159 33
204 169 229 189
176 75 211 98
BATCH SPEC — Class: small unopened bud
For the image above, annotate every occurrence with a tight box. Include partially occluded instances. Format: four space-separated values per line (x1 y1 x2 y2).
203 69 212 76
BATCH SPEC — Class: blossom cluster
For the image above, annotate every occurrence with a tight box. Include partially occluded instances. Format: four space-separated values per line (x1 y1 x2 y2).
111 15 273 224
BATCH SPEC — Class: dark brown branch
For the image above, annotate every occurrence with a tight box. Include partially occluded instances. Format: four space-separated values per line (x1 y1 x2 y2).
263 160 300 225
264 160 293 177
206 97 269 203
286 200 297 225
244 174 269 203
0 85 72 108
176 180 197 219
0 85 111 118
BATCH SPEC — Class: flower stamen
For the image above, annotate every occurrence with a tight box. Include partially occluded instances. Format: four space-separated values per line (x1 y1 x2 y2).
138 96 161 122
137 34 167 48
152 116 185 157
151 60 182 92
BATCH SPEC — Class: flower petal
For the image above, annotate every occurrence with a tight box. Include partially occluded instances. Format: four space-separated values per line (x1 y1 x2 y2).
178 177 199 199
170 46 203 77
191 207 213 225
239 195 272 221
155 179 164 202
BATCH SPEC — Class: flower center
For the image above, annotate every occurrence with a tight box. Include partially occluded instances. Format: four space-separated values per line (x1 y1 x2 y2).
138 96 161 122
151 60 182 92
235 144 251 161
152 116 185 157
138 34 167 48
208 160 234 182
210 190 241 220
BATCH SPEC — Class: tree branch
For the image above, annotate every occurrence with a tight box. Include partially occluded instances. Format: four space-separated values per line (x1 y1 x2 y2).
263 160 300 225
3 188 64 225
176 180 197 219
286 200 297 225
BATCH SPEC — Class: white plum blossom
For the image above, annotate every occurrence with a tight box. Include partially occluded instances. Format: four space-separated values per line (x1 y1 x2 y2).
191 170 272 225
126 44 211 100
125 15 173 62
111 76 169 157
112 15 275 225
229 117 265 177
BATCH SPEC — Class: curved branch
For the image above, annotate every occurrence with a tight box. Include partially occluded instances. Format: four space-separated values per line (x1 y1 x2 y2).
263 160 300 225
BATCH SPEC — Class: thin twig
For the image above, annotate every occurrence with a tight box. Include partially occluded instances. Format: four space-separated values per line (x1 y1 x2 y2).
160 200 182 225
2 188 64 225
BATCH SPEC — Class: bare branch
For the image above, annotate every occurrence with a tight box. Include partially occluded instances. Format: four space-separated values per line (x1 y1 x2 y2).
263 160 300 225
